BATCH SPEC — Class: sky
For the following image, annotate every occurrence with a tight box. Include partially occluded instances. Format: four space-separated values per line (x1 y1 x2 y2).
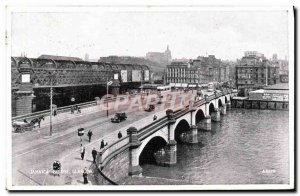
11 9 289 61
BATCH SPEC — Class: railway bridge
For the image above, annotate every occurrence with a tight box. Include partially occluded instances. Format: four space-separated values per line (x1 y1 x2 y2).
95 90 236 184
11 56 150 116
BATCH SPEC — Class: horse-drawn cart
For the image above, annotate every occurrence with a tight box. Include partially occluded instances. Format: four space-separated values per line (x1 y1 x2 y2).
12 121 34 133
12 116 44 133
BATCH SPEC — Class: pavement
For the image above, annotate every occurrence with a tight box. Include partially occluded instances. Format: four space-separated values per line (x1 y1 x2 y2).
11 90 198 186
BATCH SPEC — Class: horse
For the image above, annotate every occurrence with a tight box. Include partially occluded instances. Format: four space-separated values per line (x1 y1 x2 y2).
29 115 45 128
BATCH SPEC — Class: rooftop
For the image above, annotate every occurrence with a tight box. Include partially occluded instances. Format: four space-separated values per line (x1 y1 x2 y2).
264 83 289 90
38 55 83 62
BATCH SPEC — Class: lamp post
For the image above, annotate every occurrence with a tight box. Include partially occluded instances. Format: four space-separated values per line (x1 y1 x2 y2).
49 76 53 136
106 79 109 117
265 63 268 86
106 75 113 117
48 73 57 136
106 75 109 117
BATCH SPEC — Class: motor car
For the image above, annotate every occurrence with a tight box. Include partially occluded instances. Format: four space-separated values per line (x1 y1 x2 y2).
144 104 155 112
157 96 163 104
111 112 127 123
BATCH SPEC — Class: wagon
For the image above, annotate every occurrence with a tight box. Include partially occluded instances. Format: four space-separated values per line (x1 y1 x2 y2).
12 121 34 133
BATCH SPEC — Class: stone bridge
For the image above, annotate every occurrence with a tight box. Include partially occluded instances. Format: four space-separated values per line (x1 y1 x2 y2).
95 90 237 184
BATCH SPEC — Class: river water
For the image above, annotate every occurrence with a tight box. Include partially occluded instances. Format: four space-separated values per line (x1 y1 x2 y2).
141 109 289 185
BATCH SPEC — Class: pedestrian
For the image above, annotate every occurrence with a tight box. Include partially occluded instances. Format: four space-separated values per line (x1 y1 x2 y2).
87 129 93 142
71 106 74 114
53 109 57 116
83 168 88 184
153 115 157 121
80 144 85 160
118 131 122 139
92 147 97 163
100 139 105 149
38 119 41 128
77 106 81 114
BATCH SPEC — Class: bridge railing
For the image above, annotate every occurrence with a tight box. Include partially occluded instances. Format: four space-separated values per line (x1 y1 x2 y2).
99 136 130 166
12 99 99 122
138 116 169 140
12 93 148 122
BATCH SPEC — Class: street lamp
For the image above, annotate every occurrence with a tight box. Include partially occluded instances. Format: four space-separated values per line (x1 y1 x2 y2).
106 74 113 117
49 74 55 136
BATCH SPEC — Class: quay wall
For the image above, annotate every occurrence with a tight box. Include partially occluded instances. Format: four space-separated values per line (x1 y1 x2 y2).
231 98 289 110
94 148 130 185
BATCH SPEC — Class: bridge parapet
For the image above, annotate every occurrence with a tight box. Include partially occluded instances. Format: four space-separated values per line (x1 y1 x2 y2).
97 136 130 170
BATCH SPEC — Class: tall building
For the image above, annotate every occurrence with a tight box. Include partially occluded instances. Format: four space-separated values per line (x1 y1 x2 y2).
166 61 200 87
166 55 230 87
235 51 279 91
146 45 172 66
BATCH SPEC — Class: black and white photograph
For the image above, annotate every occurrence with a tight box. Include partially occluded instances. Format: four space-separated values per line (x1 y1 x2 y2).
3 3 295 191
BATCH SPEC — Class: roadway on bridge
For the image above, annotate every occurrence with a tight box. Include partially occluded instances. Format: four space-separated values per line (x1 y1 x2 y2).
11 91 199 186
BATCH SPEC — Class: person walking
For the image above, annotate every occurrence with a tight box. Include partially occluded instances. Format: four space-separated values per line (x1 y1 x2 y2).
87 130 93 142
71 106 74 114
80 144 85 160
83 168 88 184
153 115 157 121
118 131 122 139
100 139 105 149
92 147 97 163
77 106 81 114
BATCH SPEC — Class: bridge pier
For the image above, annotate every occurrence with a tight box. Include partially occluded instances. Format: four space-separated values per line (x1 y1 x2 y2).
15 63 35 116
127 127 142 176
226 102 231 111
15 92 35 116
197 116 212 131
211 108 221 122
111 79 120 96
163 140 177 166
220 105 226 115
186 125 198 143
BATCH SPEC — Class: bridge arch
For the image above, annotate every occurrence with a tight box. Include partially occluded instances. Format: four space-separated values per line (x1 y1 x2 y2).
174 119 190 143
18 57 33 67
195 109 206 125
139 136 168 165
218 99 223 108
209 103 216 115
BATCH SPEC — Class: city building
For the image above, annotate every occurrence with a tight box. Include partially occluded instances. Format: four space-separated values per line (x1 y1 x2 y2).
146 45 172 66
166 55 230 87
192 55 230 84
166 61 200 88
235 51 280 92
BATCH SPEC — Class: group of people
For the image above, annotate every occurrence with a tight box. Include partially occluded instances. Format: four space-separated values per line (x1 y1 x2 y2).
51 129 123 185
52 160 61 176
71 105 81 114
80 144 99 163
